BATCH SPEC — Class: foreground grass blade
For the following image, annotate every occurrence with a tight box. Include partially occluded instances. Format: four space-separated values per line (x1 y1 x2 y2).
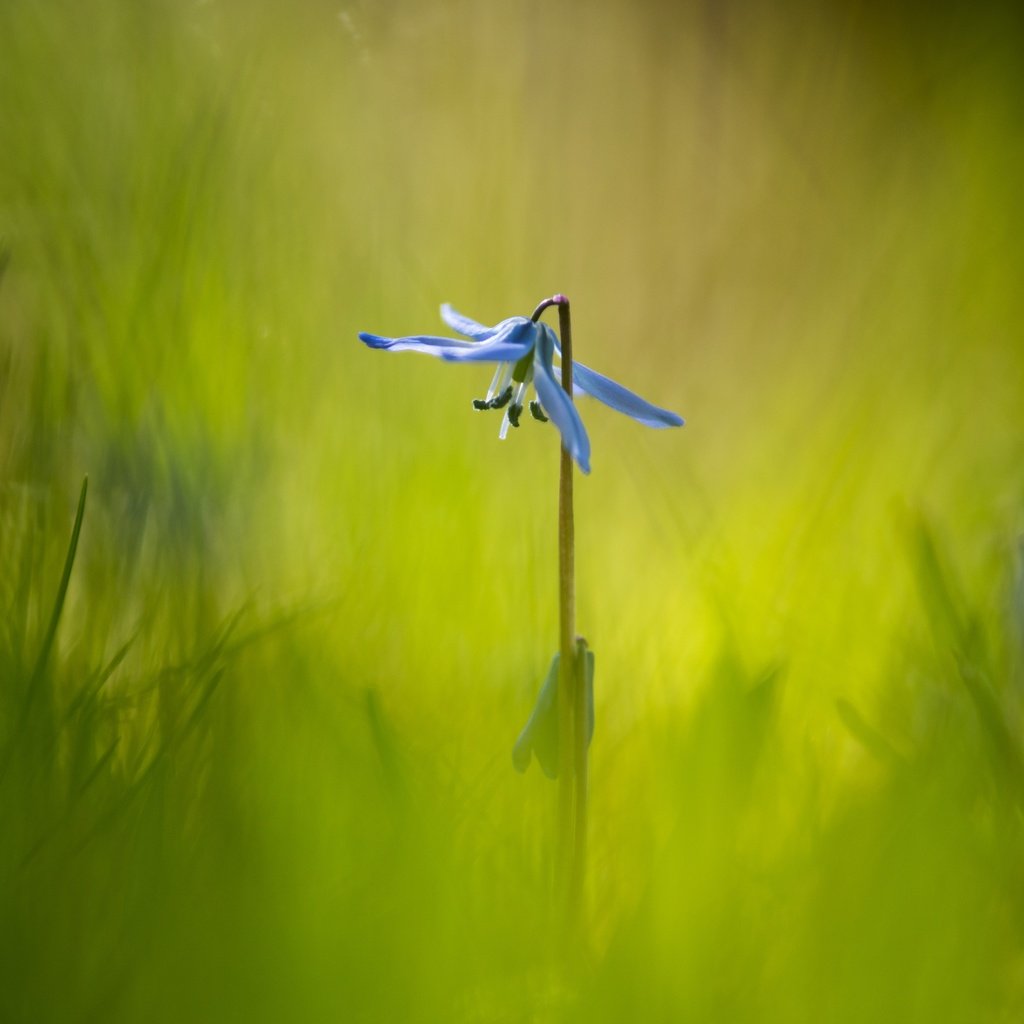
0 477 89 782
28 476 89 693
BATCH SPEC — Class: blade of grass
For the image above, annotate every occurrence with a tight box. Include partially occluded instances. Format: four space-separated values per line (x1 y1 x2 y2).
28 475 89 693
0 476 88 782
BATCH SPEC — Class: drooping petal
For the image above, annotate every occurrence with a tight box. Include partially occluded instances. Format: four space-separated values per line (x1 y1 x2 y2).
439 304 496 339
534 324 592 474
572 362 684 427
548 334 683 424
438 317 537 365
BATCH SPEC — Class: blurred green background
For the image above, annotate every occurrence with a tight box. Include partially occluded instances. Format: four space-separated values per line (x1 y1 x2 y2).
2 0 1023 1019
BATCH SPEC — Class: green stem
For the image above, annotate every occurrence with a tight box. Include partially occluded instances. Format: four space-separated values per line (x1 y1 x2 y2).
533 295 586 920
571 634 588 919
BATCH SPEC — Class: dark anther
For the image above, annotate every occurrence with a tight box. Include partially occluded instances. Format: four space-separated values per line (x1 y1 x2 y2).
529 400 548 422
489 385 513 410
508 403 523 428
472 398 489 410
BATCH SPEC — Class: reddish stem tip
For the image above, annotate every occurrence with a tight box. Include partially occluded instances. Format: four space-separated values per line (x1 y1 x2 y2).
530 294 570 322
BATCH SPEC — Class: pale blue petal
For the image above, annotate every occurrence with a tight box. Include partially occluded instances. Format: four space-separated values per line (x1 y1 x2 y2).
573 362 684 428
439 318 537 365
534 325 591 474
548 334 682 424
439 304 496 339
438 340 533 364
358 331 476 356
359 318 535 364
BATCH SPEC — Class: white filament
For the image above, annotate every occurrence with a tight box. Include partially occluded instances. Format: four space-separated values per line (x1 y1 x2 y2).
486 362 512 402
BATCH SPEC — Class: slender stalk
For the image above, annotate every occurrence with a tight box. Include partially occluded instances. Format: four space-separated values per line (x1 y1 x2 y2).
533 294 586 919
557 305 576 909
571 635 589 918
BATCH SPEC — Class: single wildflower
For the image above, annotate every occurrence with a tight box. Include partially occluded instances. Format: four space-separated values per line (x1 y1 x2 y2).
358 304 683 474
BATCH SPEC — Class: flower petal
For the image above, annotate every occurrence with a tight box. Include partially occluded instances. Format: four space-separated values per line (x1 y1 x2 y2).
438 318 537 364
534 324 592 474
358 331 477 356
359 318 535 365
439 304 496 339
572 362 684 428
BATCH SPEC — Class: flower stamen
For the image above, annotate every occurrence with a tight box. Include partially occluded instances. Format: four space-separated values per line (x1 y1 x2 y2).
507 379 530 429
474 383 513 411
489 385 513 409
529 400 548 422
476 362 513 410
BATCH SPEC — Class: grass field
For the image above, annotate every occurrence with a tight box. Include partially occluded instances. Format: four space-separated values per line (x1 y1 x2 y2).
2 1 1023 1020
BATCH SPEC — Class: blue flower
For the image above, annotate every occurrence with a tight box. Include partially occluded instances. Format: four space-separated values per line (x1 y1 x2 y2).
358 304 684 474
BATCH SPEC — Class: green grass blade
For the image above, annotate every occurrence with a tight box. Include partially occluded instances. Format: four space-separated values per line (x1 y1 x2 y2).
28 475 88 692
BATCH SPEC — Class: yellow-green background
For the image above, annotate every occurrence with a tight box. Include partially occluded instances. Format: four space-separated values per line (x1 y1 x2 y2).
2 1 1023 1020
